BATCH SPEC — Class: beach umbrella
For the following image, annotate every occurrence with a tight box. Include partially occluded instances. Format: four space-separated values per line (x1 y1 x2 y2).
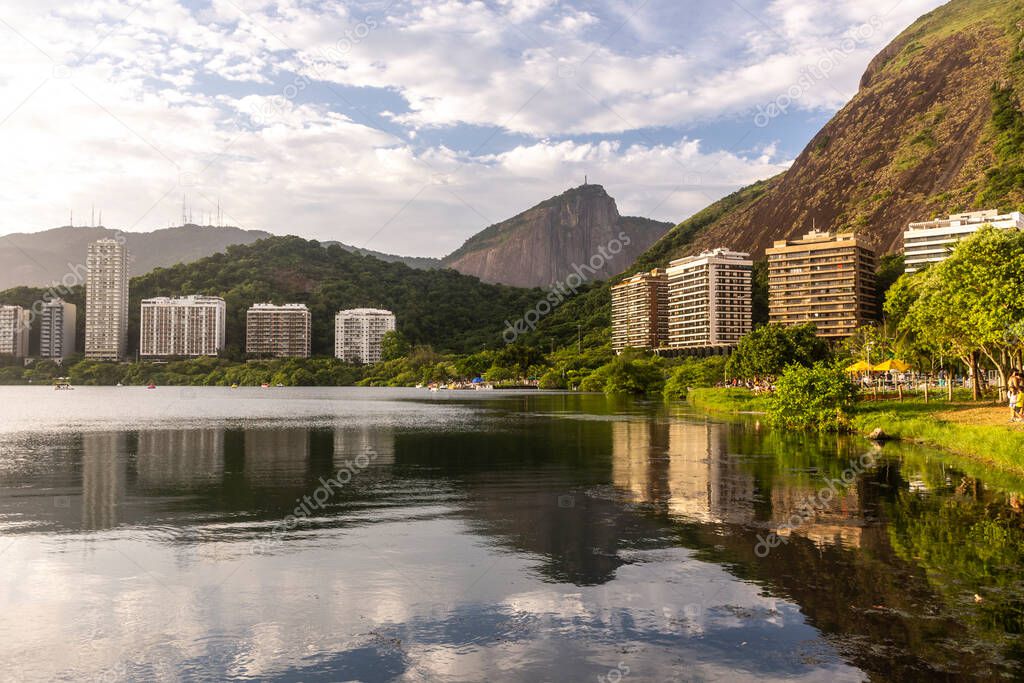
873 359 911 372
845 360 873 373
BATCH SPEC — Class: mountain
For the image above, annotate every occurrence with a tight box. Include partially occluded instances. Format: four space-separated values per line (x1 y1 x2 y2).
441 184 673 288
0 224 271 290
324 242 442 270
0 236 543 357
649 0 1024 260
532 0 1024 348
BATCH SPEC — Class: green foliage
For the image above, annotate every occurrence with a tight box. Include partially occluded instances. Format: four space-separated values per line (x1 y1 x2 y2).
980 83 1024 206
875 253 906 310
685 387 767 413
380 330 411 362
580 353 666 396
751 261 769 326
726 324 830 380
765 362 859 432
662 356 727 400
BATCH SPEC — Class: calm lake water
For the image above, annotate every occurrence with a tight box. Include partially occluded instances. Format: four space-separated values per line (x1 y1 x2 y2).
1 387 1023 682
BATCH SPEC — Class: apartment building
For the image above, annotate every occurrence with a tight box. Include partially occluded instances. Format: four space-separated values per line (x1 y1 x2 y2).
140 296 226 358
85 239 129 360
39 299 77 360
335 308 396 364
610 269 668 352
0 305 29 358
903 210 1024 272
666 249 752 348
246 303 312 358
766 230 877 339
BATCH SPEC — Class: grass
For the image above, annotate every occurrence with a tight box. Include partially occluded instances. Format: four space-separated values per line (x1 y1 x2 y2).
852 398 1024 476
686 388 767 414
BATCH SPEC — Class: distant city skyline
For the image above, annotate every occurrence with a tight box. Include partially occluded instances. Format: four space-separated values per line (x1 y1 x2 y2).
0 0 945 256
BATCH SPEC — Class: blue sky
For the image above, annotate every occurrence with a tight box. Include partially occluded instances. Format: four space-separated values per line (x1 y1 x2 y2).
0 0 946 256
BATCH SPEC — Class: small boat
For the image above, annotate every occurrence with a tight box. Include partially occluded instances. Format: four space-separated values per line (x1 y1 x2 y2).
261 383 270 389
146 383 157 390
53 381 73 391
276 383 284 388
230 384 239 389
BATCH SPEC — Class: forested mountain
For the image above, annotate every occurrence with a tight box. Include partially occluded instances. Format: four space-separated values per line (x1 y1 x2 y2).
0 236 545 357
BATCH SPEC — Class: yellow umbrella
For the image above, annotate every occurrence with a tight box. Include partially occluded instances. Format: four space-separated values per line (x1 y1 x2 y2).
873 359 911 372
846 360 873 373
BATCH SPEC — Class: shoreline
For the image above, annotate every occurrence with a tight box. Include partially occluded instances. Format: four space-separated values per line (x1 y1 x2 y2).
685 388 1024 477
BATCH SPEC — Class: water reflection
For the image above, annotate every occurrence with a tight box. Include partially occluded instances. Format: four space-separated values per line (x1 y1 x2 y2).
0 392 1023 681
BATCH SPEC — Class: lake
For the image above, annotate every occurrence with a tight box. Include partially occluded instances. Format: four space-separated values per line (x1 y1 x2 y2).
0 386 1022 682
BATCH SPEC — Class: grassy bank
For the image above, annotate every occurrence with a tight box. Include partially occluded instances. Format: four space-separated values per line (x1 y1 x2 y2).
852 399 1024 476
686 388 767 414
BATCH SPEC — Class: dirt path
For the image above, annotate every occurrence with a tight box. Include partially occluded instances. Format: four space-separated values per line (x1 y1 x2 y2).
936 404 1024 429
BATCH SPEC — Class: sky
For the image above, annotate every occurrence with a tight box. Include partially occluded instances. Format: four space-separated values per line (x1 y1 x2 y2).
0 0 948 257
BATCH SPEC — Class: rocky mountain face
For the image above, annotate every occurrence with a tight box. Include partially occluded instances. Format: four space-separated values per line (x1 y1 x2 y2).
649 0 1024 262
441 184 672 288
0 224 270 290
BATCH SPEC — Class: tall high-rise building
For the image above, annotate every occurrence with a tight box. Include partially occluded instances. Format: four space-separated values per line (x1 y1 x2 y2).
766 230 877 338
0 305 29 358
334 308 396 364
39 299 77 360
903 210 1024 273
140 295 226 358
246 303 311 358
610 269 668 352
666 249 752 348
85 239 129 360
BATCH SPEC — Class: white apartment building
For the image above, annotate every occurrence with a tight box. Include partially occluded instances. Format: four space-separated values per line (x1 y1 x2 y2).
666 249 753 348
0 305 30 358
246 303 311 358
904 210 1024 272
85 239 130 360
335 308 396 364
140 296 226 358
39 299 77 360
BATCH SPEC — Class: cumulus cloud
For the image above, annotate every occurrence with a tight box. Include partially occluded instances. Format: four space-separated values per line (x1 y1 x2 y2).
0 0 945 257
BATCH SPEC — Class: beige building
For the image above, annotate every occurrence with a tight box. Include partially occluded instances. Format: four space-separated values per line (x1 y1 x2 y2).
610 269 668 352
766 231 876 338
140 295 226 358
335 308 396 364
904 210 1024 273
85 239 130 360
666 249 752 348
39 299 77 360
0 305 30 358
246 303 311 358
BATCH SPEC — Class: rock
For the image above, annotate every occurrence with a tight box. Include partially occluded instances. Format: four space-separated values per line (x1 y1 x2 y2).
868 428 891 441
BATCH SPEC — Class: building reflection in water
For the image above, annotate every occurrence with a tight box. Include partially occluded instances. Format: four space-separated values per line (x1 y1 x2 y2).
769 468 867 550
81 433 128 530
136 429 225 490
612 420 755 525
244 428 311 487
333 425 395 468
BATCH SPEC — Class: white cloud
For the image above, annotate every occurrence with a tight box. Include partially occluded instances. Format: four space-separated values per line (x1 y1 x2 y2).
0 0 947 260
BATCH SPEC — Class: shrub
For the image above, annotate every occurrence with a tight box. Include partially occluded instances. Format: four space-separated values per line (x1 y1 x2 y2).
766 362 859 432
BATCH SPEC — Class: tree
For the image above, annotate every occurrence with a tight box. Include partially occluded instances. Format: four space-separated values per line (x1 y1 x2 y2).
726 324 830 380
765 362 859 432
896 227 1024 398
380 330 411 362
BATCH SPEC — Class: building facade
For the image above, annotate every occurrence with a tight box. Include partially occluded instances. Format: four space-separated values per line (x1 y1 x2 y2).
610 269 669 352
140 296 226 358
903 210 1024 272
0 305 29 358
39 299 77 360
85 239 130 360
766 230 877 339
666 249 752 348
334 308 396 364
246 303 312 358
